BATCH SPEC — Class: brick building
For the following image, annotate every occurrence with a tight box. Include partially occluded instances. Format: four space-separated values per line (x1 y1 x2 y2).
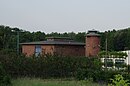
21 37 85 57
21 30 100 57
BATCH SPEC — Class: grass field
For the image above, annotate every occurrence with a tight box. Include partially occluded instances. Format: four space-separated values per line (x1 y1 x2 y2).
12 78 105 86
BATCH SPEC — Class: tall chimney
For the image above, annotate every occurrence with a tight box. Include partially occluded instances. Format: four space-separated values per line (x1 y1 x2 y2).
85 30 100 57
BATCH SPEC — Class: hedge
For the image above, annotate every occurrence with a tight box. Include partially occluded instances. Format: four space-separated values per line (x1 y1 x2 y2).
0 52 129 82
0 63 11 86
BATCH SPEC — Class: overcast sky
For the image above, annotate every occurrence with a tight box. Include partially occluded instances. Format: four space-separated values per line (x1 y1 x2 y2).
0 0 130 33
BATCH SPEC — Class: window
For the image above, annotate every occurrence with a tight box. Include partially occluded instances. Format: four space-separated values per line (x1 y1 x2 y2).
115 59 125 68
35 45 42 57
104 59 113 67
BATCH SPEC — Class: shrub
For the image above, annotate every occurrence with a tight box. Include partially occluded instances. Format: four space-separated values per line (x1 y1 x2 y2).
108 74 130 86
0 53 103 80
0 63 11 86
75 58 103 81
1 52 124 83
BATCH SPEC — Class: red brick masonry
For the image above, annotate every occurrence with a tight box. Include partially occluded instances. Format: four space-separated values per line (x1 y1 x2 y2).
22 44 85 57
85 36 100 57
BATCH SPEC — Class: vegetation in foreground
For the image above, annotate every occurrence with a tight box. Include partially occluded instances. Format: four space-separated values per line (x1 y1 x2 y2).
0 63 11 86
12 78 104 86
1 51 130 85
108 74 130 86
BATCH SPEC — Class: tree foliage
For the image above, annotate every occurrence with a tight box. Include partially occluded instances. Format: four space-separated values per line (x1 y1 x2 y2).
108 74 130 86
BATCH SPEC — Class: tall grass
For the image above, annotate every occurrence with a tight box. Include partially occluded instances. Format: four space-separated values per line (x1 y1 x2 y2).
12 78 105 86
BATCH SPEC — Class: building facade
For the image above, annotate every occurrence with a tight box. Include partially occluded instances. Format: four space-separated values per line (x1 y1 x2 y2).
21 30 101 57
21 37 85 57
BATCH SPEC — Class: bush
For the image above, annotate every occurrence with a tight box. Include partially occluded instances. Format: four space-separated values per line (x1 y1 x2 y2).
0 53 103 79
0 63 11 86
75 58 103 81
108 74 130 86
1 52 125 83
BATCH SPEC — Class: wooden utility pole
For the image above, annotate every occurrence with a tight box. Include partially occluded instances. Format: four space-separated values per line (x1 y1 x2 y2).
105 34 108 70
105 33 108 85
17 31 19 56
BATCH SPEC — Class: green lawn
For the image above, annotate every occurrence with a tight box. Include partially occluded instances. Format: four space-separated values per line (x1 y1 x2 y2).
12 78 105 86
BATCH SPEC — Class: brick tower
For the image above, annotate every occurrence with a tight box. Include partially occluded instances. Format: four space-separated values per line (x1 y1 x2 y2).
85 30 100 57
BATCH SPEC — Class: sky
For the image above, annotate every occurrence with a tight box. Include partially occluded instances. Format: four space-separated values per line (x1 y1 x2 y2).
0 0 130 33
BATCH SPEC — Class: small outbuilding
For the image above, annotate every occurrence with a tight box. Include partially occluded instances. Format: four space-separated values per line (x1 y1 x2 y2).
21 37 85 57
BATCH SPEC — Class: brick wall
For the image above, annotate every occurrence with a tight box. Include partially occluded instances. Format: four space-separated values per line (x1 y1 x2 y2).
22 44 85 57
86 36 100 57
41 45 55 55
22 45 35 57
54 45 85 56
